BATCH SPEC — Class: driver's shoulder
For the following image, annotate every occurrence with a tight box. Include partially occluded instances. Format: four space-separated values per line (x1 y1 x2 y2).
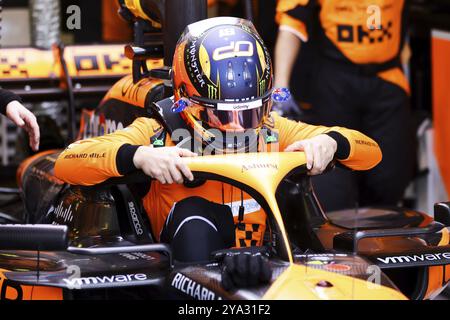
130 116 165 135
265 111 290 130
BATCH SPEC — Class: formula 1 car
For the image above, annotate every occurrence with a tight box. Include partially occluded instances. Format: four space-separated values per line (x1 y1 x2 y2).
0 0 449 300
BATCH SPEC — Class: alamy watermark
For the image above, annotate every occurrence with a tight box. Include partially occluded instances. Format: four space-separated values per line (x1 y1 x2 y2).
367 5 382 30
66 5 81 30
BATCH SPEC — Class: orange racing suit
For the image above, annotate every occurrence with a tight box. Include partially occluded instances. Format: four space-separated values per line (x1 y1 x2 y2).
54 112 382 247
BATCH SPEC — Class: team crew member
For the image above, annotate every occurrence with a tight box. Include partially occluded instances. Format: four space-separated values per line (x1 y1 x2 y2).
55 18 381 287
274 0 414 211
0 89 40 151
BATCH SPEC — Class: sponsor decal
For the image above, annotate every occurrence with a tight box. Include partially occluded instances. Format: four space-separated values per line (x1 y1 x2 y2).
72 52 129 73
152 139 164 146
265 135 278 143
296 253 348 258
0 46 130 79
324 263 352 272
337 21 393 44
225 198 261 217
217 99 262 111
119 252 155 261
207 84 218 99
54 201 73 223
81 112 124 139
63 152 106 159
128 201 144 236
150 130 166 147
259 79 267 96
355 139 378 147
241 163 278 172
376 252 450 265
171 273 221 300
63 273 148 288
186 39 206 88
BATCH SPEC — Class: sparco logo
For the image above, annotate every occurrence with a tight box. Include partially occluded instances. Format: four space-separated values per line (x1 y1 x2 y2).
377 252 450 264
171 273 222 300
63 273 148 288
128 201 143 235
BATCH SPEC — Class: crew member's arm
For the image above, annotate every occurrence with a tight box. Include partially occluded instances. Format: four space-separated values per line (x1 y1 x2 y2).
274 0 311 88
0 89 40 151
274 30 301 88
54 117 195 186
274 113 382 174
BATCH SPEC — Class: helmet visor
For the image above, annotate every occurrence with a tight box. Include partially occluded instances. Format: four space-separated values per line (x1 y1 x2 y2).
185 90 272 131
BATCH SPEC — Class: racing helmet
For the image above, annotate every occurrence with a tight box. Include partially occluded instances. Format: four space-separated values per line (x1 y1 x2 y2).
171 17 274 153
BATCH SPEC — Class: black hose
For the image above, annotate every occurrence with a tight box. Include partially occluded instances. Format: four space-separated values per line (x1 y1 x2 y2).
244 0 254 21
163 0 207 67
57 44 77 144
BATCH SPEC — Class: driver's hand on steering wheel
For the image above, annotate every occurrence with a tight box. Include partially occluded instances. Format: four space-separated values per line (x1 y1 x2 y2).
133 146 197 184
284 134 337 175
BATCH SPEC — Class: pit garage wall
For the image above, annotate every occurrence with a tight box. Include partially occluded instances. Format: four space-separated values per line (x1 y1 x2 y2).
432 30 450 198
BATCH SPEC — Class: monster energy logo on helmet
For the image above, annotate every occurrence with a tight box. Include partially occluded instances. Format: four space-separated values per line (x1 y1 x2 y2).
207 84 218 99
259 79 266 96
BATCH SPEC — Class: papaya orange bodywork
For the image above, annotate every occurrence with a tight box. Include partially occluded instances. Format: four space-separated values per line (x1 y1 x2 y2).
0 269 63 300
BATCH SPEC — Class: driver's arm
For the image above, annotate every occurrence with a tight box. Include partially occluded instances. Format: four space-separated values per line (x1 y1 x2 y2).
274 112 382 171
55 117 195 186
54 117 155 185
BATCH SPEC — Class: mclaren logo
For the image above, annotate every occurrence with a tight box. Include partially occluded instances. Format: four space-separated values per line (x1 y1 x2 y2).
377 252 450 264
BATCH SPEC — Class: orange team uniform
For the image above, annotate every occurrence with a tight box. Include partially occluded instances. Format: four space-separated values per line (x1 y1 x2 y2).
276 0 410 93
54 112 381 247
275 0 414 212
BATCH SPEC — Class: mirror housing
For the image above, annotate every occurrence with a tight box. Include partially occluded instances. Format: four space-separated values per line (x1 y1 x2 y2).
434 202 450 226
0 225 68 251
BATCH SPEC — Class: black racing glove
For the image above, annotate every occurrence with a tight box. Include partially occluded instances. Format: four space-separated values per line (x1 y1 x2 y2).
218 249 272 292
